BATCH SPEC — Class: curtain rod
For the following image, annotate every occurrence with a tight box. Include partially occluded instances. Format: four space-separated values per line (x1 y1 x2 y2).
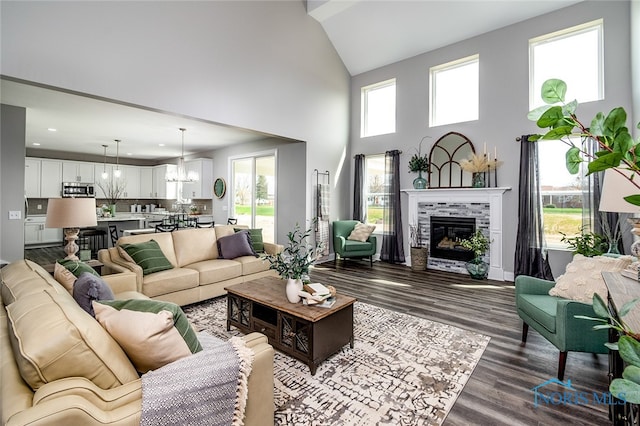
353 150 403 159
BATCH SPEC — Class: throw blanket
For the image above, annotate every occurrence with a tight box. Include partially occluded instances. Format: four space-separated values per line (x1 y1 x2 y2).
141 333 253 426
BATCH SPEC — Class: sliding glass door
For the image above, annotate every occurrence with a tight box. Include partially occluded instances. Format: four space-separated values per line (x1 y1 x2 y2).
230 153 276 243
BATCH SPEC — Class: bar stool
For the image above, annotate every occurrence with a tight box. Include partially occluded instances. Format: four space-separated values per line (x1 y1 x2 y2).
78 227 107 258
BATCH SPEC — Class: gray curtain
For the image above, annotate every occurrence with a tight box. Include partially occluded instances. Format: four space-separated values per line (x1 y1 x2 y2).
514 135 554 280
353 154 365 222
380 150 405 264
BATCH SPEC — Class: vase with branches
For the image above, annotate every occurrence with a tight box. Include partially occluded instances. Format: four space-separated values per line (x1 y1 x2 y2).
96 179 126 215
409 224 428 271
408 136 430 189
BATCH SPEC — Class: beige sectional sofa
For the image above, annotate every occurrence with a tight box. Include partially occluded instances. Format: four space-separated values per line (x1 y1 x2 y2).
98 225 283 306
1 259 275 426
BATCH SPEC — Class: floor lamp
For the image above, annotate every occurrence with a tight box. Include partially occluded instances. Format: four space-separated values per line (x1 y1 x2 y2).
45 198 98 260
599 168 640 254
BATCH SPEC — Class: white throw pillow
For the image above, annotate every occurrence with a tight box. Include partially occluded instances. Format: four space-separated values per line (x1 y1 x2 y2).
548 254 634 303
347 222 376 243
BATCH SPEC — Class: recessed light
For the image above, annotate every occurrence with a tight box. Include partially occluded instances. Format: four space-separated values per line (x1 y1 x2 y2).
47 128 57 132
32 142 41 146
127 153 132 156
159 143 165 147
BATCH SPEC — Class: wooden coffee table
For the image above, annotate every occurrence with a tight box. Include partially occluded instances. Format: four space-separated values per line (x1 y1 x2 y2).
225 276 356 375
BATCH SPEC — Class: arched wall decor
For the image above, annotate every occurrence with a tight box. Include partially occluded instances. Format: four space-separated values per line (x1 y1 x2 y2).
428 132 475 188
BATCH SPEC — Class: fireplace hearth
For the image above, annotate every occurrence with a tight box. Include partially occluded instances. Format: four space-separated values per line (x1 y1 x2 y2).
430 216 475 261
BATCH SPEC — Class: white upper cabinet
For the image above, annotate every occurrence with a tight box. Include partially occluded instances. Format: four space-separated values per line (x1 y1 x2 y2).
25 158 41 198
152 164 177 199
117 165 140 199
139 167 153 199
181 159 213 200
25 158 63 198
41 160 63 198
62 160 94 183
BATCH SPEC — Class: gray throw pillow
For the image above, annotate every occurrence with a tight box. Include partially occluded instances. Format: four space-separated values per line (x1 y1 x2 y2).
217 231 258 259
73 272 115 317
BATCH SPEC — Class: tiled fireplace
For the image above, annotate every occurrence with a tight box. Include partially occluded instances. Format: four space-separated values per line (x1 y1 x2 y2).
403 187 511 281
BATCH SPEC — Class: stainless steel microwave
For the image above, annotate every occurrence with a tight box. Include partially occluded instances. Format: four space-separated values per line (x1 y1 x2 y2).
62 182 95 198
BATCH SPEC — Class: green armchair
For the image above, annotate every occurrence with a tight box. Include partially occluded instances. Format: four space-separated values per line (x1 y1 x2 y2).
515 275 608 380
333 220 377 266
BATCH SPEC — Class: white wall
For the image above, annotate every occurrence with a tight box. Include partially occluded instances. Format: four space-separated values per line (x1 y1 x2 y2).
0 1 351 243
633 0 640 138
349 1 633 277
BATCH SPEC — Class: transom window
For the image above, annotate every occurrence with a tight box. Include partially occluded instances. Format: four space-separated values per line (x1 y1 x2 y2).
529 19 603 110
429 54 479 127
361 79 396 138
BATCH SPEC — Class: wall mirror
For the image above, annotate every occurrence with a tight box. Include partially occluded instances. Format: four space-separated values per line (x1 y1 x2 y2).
428 132 475 188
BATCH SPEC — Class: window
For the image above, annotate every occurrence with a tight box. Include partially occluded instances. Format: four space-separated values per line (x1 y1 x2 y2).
361 79 396 137
230 153 276 243
529 19 603 109
364 155 385 227
429 54 479 127
538 138 590 248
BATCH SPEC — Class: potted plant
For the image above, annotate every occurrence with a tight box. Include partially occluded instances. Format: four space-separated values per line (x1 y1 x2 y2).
266 221 324 303
409 224 428 271
530 78 640 401
408 136 430 189
459 230 491 279
559 227 607 257
459 153 503 188
529 78 640 206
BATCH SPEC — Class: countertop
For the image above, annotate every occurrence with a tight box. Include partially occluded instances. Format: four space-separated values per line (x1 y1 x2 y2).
96 215 146 222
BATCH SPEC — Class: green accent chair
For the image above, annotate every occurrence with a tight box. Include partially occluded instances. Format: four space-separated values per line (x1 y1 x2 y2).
515 275 608 380
333 220 377 267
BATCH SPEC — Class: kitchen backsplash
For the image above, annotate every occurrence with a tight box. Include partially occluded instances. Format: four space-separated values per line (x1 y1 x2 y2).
27 198 213 216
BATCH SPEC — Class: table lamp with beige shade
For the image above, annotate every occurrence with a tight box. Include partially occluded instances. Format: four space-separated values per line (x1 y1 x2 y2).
45 198 98 260
599 168 640 255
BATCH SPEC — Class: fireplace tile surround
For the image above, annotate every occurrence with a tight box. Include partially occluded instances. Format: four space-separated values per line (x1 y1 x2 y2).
403 187 511 281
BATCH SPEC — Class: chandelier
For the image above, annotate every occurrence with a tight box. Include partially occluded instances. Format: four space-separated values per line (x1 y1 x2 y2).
166 128 199 183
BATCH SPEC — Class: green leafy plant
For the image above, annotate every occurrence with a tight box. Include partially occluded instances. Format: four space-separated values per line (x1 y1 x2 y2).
266 221 323 279
577 294 640 403
528 78 640 206
559 227 607 257
459 230 491 258
408 136 430 173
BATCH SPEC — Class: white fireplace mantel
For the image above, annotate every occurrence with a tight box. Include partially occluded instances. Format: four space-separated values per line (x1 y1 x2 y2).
402 187 511 281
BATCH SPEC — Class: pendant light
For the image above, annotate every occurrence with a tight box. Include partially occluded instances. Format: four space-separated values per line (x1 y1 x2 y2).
101 144 109 180
166 128 198 183
113 139 121 178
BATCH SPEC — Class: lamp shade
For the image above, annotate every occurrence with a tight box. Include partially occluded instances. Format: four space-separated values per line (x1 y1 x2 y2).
45 198 97 228
599 168 640 214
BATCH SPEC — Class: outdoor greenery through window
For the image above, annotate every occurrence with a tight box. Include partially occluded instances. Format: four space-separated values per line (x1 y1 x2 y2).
230 154 276 243
429 54 479 127
361 79 396 137
365 154 385 228
529 19 603 110
538 138 590 249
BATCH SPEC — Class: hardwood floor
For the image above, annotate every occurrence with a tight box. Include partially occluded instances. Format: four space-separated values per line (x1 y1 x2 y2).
309 259 610 426
23 248 610 425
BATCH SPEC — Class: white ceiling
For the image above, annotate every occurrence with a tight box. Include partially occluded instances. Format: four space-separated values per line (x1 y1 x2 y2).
0 79 274 161
308 0 584 76
2 0 583 160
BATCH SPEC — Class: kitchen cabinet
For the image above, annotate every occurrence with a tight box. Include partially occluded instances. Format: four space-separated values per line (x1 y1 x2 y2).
24 216 62 246
25 158 63 198
152 165 177 199
63 160 94 183
41 160 63 197
180 159 213 200
119 165 140 199
140 167 153 198
25 158 41 198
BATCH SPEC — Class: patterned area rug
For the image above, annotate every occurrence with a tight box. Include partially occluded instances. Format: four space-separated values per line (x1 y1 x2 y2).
183 298 490 425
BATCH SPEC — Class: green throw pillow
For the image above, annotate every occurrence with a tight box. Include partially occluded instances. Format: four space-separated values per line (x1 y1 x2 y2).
235 227 264 253
95 299 202 354
57 259 100 278
120 240 173 276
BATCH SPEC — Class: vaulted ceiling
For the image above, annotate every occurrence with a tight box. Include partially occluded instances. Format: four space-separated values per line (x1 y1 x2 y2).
3 0 583 160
